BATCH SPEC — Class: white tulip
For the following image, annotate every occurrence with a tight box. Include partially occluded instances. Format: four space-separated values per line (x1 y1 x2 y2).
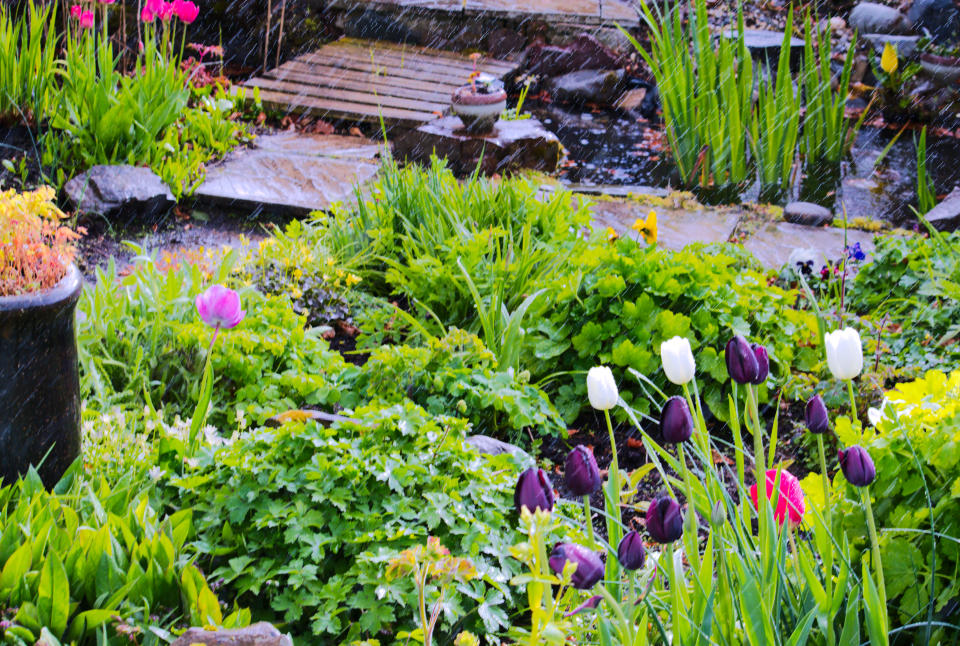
824 327 863 380
660 336 696 385
586 366 618 411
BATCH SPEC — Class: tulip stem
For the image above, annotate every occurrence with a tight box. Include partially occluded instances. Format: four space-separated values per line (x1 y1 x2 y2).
583 495 596 547
746 384 765 476
846 379 860 426
817 433 836 646
603 409 623 600
862 489 887 610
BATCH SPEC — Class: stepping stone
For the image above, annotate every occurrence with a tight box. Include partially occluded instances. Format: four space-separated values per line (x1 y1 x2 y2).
588 197 739 251
195 132 381 214
921 186 960 231
744 221 876 270
721 29 804 71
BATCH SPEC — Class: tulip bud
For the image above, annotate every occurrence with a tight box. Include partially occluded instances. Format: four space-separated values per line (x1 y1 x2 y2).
824 327 863 380
565 446 601 497
617 530 646 571
645 496 683 544
660 396 693 444
711 500 727 527
838 445 876 487
725 335 759 385
586 366 618 411
548 543 604 589
660 337 696 385
514 467 554 514
805 395 829 435
751 344 769 384
750 469 806 526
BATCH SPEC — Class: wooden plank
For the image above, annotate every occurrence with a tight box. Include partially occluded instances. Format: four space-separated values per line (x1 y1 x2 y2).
294 53 481 85
326 41 517 75
253 88 438 125
264 68 453 103
246 77 447 113
310 46 504 79
274 61 455 95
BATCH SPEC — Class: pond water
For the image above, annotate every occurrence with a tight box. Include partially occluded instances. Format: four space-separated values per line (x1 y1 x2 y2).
535 101 960 225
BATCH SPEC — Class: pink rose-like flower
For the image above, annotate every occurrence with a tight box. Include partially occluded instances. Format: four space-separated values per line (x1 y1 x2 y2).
79 9 95 28
70 4 82 18
172 0 199 23
750 469 806 526
195 285 245 330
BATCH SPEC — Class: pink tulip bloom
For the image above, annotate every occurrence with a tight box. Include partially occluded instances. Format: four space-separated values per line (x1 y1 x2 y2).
142 0 165 21
79 9 95 28
172 0 199 23
99 0 116 4
749 469 806 526
195 285 245 330
141 5 154 20
158 0 175 21
70 4 82 18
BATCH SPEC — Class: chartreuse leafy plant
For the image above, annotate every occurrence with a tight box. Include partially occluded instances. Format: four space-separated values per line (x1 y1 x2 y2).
0 467 247 646
163 402 524 643
0 0 58 123
832 370 960 641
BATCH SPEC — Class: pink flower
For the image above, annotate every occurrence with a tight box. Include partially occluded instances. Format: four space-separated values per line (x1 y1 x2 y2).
99 0 116 4
70 4 82 18
79 9 95 28
195 285 245 330
141 0 166 21
749 469 805 526
158 0 175 21
172 0 199 23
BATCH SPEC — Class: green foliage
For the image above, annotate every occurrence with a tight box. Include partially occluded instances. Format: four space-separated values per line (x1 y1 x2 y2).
537 239 819 422
916 127 937 214
350 328 565 440
77 252 356 429
0 0 58 123
0 467 247 646
833 370 960 638
848 233 960 376
165 402 524 643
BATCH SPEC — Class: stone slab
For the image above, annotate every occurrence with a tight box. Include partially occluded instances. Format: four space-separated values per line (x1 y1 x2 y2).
393 115 562 175
588 197 740 251
195 133 381 214
744 221 876 270
922 186 960 231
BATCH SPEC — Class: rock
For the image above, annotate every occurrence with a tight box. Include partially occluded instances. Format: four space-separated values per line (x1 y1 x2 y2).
548 68 626 106
342 9 419 44
393 116 562 176
848 3 912 35
744 221 875 269
64 165 175 218
466 435 530 460
908 0 960 44
922 186 960 231
862 33 922 59
525 33 626 77
614 87 647 112
588 197 739 251
783 201 834 227
722 29 804 70
171 623 293 646
486 27 527 58
195 132 380 215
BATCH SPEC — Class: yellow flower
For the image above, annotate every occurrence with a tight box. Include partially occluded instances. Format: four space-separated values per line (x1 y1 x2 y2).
631 210 658 245
881 42 898 74
606 227 620 242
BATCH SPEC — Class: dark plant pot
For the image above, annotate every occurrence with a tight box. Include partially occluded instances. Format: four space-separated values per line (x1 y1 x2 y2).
0 264 82 488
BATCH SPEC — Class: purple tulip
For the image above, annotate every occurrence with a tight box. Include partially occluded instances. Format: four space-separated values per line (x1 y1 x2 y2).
195 284 245 329
617 530 646 570
751 344 769 384
838 446 876 487
660 396 693 444
564 595 602 617
514 467 554 514
565 446 601 497
646 496 683 544
805 395 830 435
726 335 759 385
548 543 604 589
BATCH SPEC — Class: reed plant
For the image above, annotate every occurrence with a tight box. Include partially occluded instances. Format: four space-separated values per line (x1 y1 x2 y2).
0 0 59 124
915 126 936 214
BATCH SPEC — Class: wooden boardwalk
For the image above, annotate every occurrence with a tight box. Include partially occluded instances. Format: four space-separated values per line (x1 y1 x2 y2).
243 38 521 128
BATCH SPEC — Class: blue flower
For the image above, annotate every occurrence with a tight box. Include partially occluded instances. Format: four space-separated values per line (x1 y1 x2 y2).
846 242 866 263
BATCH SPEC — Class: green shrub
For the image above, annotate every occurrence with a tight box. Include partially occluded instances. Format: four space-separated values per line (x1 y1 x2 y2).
164 402 524 643
833 370 960 638
0 0 58 124
0 468 247 646
537 239 820 422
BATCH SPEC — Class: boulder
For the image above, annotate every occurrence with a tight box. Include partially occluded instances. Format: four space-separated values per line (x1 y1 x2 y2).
848 2 913 35
922 186 960 231
722 29 804 71
783 201 833 227
466 435 530 460
862 33 922 59
64 165 175 218
170 623 293 646
525 33 627 77
908 0 960 44
548 68 626 106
